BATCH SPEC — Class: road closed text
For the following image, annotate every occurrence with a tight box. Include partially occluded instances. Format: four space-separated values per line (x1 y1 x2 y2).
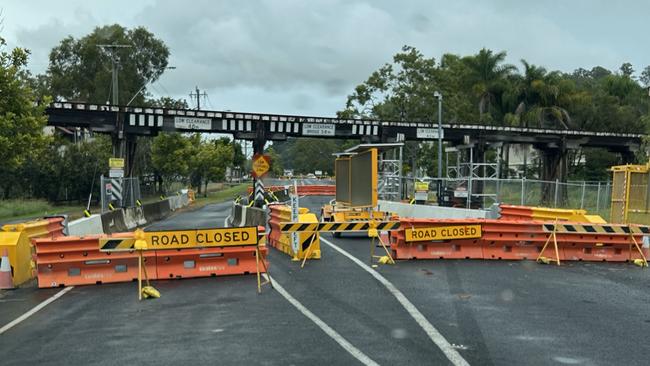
145 227 258 249
405 225 482 242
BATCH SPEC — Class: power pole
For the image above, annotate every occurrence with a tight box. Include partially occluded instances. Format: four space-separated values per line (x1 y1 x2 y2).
190 86 207 110
98 44 132 159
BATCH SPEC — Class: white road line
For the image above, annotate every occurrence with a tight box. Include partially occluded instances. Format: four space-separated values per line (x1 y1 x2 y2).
263 274 379 366
320 237 470 366
0 286 74 335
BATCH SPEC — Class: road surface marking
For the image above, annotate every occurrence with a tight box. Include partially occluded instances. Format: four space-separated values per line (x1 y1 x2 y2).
264 274 379 366
0 286 74 335
320 237 470 366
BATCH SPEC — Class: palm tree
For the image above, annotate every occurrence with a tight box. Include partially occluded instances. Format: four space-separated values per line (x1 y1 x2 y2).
505 59 572 129
462 48 517 123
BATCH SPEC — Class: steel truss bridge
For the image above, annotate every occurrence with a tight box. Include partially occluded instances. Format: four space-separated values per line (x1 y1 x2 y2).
46 101 643 186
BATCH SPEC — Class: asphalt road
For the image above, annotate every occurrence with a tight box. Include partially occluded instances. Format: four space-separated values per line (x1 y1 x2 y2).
2 196 650 365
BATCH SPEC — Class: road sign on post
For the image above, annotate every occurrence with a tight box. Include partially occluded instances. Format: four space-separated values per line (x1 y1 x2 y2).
290 180 299 256
251 154 271 178
109 158 125 169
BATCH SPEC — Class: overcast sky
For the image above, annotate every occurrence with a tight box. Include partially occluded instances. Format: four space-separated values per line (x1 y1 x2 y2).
2 0 648 116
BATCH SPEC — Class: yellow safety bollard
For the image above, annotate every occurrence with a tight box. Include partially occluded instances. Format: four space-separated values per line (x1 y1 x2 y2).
133 229 160 301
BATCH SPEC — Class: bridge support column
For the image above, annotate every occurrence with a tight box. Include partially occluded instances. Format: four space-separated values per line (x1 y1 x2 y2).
621 150 635 164
537 142 569 206
252 128 267 207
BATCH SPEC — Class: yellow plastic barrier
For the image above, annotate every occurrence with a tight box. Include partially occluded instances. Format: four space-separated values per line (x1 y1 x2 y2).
268 205 321 260
530 207 606 223
0 218 65 287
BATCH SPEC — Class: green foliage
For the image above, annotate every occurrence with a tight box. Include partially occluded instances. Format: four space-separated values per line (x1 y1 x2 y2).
272 138 355 175
190 137 234 194
151 133 192 189
339 46 650 179
265 147 283 176
47 24 169 105
0 37 50 198
151 133 236 194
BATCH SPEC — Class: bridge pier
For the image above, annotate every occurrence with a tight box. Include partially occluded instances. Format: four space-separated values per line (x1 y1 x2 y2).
536 141 569 206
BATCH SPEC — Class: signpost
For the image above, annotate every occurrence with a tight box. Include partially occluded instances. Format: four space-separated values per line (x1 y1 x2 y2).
109 158 125 169
290 180 299 257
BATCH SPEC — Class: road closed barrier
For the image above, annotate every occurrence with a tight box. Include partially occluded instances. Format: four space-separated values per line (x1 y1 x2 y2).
34 226 270 291
390 218 649 265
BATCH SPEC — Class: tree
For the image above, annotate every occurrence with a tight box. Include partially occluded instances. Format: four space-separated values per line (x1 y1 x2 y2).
47 24 170 105
641 66 650 87
619 62 634 78
191 138 233 196
265 147 283 176
503 60 572 129
151 133 192 192
0 37 50 198
462 48 517 123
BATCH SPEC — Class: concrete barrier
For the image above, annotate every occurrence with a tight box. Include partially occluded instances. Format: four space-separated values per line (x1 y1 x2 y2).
67 215 104 236
142 200 172 222
244 206 267 227
100 210 129 234
123 206 147 230
377 200 494 219
168 195 181 211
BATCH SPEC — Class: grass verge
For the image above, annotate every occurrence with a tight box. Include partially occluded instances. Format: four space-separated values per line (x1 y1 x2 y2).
191 183 250 208
0 199 82 222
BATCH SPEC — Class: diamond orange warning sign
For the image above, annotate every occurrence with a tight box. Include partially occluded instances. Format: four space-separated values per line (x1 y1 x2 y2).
251 154 271 178
405 225 482 242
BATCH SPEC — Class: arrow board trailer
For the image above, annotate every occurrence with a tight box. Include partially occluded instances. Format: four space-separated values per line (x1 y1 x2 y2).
99 227 259 251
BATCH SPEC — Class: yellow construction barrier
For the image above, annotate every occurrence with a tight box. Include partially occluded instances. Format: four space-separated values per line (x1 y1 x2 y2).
530 207 606 223
0 218 65 287
268 205 321 260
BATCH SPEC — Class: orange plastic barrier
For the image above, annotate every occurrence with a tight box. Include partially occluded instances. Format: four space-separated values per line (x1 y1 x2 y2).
33 235 155 287
33 227 269 288
390 218 649 263
155 245 267 279
498 205 535 221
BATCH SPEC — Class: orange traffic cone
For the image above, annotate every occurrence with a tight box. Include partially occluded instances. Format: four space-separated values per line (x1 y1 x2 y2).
0 249 15 290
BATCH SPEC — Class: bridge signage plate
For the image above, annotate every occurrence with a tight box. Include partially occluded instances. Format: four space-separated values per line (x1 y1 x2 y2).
174 116 212 130
302 123 335 136
416 128 443 139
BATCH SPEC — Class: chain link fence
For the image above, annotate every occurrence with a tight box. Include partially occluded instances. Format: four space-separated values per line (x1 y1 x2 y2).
402 177 613 220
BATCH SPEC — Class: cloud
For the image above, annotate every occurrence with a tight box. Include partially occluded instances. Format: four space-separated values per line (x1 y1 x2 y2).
3 0 650 116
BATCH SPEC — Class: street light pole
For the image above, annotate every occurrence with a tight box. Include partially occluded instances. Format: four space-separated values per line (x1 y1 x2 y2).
434 91 443 199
